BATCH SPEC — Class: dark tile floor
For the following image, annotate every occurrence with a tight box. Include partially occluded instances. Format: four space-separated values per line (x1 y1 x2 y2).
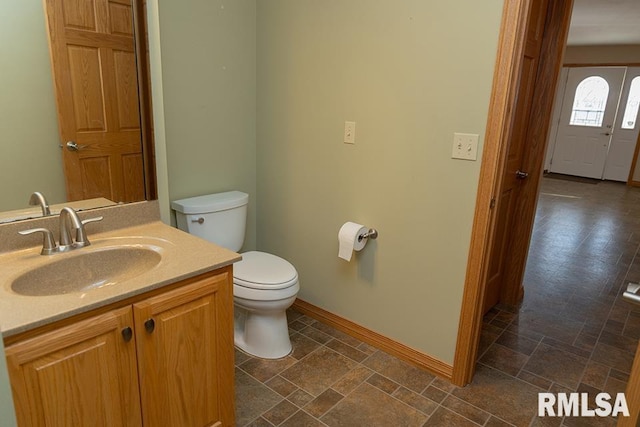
235 176 640 426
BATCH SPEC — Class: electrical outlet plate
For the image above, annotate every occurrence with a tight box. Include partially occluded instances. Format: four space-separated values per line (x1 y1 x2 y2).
344 121 356 144
452 133 478 161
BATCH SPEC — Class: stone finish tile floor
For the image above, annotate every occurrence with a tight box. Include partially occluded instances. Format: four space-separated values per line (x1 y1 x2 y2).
236 176 640 426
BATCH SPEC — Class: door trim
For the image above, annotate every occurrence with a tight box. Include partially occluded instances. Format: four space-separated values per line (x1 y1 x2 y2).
450 0 530 386
452 0 573 386
133 0 157 200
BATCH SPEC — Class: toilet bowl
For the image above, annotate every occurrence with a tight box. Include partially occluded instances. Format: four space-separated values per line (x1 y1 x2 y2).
170 192 299 359
233 251 299 358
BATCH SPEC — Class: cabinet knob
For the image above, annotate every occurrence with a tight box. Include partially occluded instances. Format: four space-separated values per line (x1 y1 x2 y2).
121 327 133 342
144 318 155 333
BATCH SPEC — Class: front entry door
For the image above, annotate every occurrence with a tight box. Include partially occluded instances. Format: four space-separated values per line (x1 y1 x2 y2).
44 0 146 203
550 67 626 179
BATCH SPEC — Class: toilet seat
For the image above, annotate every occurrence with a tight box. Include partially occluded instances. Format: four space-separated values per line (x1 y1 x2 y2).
233 251 298 290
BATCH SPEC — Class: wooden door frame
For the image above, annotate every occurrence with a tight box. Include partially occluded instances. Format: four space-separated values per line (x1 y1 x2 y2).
133 0 157 200
451 0 574 386
620 340 640 426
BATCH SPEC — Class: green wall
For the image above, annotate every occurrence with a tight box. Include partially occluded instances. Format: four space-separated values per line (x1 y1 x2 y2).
0 0 66 212
256 0 503 363
155 0 257 249
0 2 508 418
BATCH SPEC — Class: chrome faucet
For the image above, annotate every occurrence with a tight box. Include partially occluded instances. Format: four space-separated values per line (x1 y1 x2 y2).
19 207 103 255
59 207 103 250
29 192 51 217
59 207 83 251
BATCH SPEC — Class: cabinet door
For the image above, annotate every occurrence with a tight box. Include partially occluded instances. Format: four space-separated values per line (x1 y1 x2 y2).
5 307 141 427
133 271 234 427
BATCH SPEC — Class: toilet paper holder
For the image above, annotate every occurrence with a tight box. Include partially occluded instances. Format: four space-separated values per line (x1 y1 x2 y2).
358 228 378 242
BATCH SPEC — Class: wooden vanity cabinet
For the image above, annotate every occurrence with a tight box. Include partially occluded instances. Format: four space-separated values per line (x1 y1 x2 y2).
5 268 235 427
5 307 142 426
134 271 234 426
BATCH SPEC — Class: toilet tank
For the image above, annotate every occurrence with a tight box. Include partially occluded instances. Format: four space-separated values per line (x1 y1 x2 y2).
171 191 249 252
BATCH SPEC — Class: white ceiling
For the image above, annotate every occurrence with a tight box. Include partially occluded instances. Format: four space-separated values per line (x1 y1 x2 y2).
567 0 640 46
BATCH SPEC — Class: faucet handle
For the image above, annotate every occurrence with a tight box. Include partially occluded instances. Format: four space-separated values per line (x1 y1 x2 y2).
81 216 104 226
75 216 104 247
18 228 57 255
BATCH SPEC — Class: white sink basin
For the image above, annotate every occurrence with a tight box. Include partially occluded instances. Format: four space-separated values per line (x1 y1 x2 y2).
11 246 162 296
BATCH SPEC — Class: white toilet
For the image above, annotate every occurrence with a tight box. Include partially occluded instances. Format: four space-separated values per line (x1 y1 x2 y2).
171 191 299 359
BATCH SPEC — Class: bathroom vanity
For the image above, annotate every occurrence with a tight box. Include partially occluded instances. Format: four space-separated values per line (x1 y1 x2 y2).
0 202 240 426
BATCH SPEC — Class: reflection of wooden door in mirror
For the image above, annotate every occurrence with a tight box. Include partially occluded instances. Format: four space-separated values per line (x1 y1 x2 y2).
44 0 145 203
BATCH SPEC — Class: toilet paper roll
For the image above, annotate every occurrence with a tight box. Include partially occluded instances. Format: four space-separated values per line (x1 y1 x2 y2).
338 222 368 261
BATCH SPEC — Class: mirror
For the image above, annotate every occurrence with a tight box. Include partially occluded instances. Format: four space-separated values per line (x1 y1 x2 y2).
0 0 155 222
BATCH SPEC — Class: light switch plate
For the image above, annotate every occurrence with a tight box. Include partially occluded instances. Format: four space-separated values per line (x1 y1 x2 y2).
452 133 478 161
344 121 356 144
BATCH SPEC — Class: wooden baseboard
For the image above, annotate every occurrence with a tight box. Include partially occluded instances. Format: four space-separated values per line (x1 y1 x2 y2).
292 298 453 381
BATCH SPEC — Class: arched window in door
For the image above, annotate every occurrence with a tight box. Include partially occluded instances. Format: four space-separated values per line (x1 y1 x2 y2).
621 76 640 130
569 76 609 127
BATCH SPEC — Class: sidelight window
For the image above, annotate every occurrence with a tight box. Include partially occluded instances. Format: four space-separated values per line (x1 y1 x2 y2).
621 77 640 130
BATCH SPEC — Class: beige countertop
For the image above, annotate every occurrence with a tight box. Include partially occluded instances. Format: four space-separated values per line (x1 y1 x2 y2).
0 221 241 338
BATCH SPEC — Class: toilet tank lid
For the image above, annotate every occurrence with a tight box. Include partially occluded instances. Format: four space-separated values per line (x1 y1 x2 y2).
171 191 248 214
